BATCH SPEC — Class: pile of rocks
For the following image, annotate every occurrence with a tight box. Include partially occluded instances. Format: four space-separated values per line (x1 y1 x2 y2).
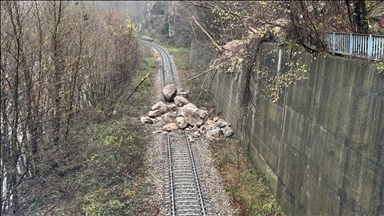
141 84 234 141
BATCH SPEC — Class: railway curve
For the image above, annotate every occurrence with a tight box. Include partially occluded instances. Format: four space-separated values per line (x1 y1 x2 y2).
144 41 234 215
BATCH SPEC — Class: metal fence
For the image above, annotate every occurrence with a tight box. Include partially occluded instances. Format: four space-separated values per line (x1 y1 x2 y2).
325 32 384 61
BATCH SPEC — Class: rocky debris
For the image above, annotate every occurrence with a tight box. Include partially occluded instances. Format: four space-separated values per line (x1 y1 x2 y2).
174 95 189 107
221 126 234 137
197 109 208 119
151 101 166 111
162 84 177 102
162 113 175 124
176 117 188 129
167 104 178 112
141 116 155 124
183 103 197 109
207 128 223 141
163 123 178 131
180 106 205 127
149 110 161 118
143 85 234 140
216 118 229 128
149 101 168 117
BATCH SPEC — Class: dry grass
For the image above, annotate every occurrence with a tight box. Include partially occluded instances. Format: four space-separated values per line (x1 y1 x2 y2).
211 140 284 216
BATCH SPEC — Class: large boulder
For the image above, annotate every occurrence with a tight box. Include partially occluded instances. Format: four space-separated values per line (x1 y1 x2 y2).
221 125 234 137
149 110 161 118
180 107 204 127
216 118 229 128
183 103 197 109
163 123 178 131
167 104 178 112
149 101 167 117
197 109 208 119
151 101 167 111
176 116 188 129
206 128 223 140
174 96 189 107
162 84 177 102
162 113 175 124
141 116 155 124
205 119 217 130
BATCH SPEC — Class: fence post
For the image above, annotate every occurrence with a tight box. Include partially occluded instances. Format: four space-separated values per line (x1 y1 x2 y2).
349 33 353 56
332 32 336 55
367 34 373 61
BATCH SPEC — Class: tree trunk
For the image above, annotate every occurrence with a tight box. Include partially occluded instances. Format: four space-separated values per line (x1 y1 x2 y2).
354 0 368 33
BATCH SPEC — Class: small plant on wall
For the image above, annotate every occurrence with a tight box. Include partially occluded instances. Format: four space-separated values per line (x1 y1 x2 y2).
377 60 384 74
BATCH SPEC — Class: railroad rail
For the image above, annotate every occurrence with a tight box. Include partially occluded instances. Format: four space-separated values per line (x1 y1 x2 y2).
143 41 176 87
143 41 210 215
165 133 207 215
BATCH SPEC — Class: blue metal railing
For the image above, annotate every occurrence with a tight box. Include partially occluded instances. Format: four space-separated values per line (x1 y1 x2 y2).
325 32 384 61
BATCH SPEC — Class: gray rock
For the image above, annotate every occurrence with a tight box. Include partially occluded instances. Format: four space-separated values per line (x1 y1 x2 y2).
149 110 161 118
181 107 204 127
199 125 208 134
162 113 175 124
176 116 188 129
167 104 178 112
193 131 200 137
210 128 223 138
205 119 217 130
151 101 166 111
163 123 178 131
216 118 229 128
197 109 208 119
221 126 234 137
174 96 190 107
206 128 223 140
190 125 199 133
141 116 155 124
183 103 197 109
162 84 177 102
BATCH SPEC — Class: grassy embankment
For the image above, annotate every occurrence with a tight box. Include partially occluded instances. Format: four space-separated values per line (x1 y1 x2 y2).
33 45 159 216
166 45 285 216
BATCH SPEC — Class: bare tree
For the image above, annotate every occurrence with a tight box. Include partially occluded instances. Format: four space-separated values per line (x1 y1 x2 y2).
1 1 140 214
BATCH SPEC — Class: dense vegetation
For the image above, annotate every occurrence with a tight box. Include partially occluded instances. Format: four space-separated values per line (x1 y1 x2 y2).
1 2 157 215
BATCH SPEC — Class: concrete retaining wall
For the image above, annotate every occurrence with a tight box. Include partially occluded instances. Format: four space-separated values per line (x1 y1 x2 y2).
207 43 383 215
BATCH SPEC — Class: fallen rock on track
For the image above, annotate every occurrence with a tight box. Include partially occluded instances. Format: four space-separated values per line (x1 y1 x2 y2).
142 85 234 141
141 116 155 124
162 84 177 102
163 122 178 131
174 95 189 107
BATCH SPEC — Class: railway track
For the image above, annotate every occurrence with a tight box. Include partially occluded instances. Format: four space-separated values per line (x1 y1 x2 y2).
143 41 176 88
144 41 210 215
165 133 208 216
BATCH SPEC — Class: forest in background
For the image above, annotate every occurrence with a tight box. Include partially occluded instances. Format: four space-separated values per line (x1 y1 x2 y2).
1 1 145 215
